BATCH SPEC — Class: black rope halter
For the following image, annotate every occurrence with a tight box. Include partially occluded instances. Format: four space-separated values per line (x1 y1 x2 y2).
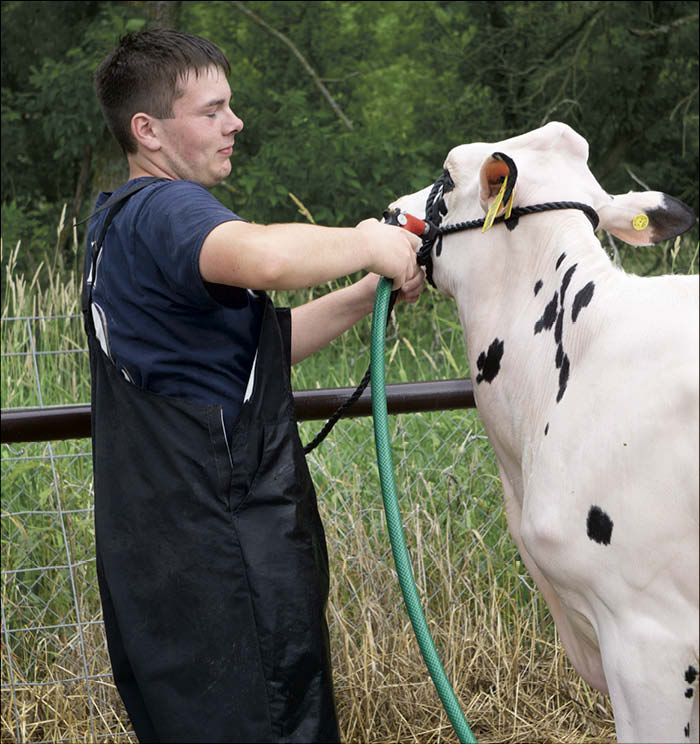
416 168 600 288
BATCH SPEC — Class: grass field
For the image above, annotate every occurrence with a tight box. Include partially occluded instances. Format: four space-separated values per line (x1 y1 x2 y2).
2 218 697 743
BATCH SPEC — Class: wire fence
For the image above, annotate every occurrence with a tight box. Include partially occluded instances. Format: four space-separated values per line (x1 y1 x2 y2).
1 313 523 743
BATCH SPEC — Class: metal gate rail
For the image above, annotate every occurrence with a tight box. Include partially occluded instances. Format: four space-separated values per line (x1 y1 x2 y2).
1 379 476 443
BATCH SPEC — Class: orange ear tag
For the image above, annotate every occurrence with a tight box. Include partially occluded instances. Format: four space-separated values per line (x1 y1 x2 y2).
482 176 508 233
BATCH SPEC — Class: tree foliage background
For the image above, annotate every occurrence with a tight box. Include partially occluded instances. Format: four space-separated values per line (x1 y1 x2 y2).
2 0 698 274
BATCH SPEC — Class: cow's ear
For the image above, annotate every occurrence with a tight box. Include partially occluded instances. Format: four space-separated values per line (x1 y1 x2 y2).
597 192 696 246
479 152 517 220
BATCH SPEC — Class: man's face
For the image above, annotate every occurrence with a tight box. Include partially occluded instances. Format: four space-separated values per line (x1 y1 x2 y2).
155 65 243 188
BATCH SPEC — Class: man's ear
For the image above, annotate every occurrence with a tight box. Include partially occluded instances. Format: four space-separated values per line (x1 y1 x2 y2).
131 113 161 152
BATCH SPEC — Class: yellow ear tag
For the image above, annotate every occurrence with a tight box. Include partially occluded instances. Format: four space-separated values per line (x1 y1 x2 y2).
504 187 515 219
482 176 508 233
632 213 649 231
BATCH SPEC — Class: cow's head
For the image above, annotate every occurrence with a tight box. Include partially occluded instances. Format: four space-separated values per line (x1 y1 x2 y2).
391 122 696 299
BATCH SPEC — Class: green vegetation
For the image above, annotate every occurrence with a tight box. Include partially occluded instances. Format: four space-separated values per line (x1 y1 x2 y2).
2 1 698 276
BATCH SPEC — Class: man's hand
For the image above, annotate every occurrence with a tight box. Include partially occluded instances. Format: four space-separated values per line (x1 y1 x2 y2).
355 218 422 290
395 262 425 304
353 264 425 309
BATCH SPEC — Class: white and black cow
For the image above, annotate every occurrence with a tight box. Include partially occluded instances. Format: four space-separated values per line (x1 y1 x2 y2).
391 122 699 743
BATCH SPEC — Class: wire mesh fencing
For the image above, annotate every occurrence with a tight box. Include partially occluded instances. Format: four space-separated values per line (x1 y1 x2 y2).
1 313 541 743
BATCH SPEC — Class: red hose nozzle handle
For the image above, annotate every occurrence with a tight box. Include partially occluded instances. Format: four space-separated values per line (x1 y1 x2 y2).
397 211 429 236
383 207 431 237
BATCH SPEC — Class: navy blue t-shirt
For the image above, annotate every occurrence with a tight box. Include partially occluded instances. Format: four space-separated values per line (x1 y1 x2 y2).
87 178 263 437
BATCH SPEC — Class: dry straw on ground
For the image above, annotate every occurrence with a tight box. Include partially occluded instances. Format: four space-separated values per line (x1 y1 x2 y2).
2 503 615 743
325 502 616 744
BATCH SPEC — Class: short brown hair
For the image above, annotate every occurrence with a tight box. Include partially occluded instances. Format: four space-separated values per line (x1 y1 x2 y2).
94 29 232 154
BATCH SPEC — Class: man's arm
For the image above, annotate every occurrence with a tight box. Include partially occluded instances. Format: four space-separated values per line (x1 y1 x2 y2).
289 269 424 365
198 218 421 292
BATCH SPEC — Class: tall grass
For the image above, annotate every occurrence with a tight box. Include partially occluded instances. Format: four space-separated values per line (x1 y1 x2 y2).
4 209 696 743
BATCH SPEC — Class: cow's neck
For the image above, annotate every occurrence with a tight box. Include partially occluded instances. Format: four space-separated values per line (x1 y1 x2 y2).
451 212 615 474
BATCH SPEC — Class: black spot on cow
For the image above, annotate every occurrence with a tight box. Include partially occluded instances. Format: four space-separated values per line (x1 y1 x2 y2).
476 338 505 384
554 309 564 345
534 292 558 334
544 423 549 436
555 343 565 369
587 506 613 545
560 264 578 306
685 666 697 684
532 262 592 406
572 281 595 322
685 688 694 698
557 353 570 402
685 722 690 738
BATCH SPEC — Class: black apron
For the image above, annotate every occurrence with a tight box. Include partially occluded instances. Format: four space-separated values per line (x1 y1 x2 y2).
82 182 339 743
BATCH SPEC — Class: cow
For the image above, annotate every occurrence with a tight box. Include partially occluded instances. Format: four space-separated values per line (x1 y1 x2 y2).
390 122 699 743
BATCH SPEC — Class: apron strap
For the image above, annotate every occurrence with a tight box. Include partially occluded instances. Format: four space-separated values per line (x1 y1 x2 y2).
82 177 165 327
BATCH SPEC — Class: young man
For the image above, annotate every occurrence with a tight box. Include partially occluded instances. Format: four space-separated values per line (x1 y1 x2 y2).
83 28 423 744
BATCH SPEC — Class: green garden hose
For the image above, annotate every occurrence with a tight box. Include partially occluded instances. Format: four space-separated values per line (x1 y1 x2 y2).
370 276 477 744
